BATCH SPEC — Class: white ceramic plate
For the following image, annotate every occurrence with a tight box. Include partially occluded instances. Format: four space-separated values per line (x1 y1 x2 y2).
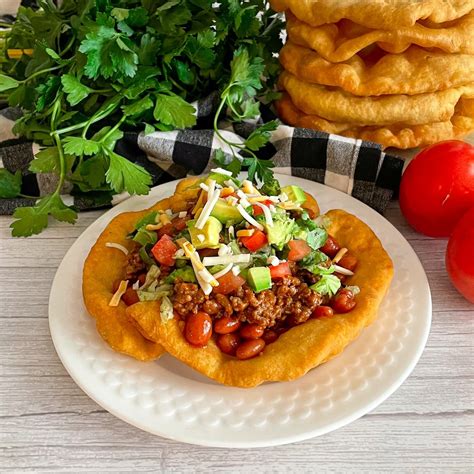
49 174 431 447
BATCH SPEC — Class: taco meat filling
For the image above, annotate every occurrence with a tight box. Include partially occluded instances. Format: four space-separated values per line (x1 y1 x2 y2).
109 170 359 360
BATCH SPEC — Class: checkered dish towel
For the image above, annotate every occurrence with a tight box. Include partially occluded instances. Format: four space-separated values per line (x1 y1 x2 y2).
0 98 403 215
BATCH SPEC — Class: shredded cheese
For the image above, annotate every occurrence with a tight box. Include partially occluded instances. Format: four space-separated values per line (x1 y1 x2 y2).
177 238 204 270
192 189 207 215
195 188 221 230
218 244 232 256
105 242 129 255
165 209 173 216
197 234 205 243
211 167 233 176
108 280 128 306
212 263 233 279
220 187 235 197
332 248 348 264
267 256 280 266
228 225 235 239
178 211 187 218
132 280 140 290
224 179 237 190
236 229 255 237
242 180 260 195
279 192 289 202
232 265 241 275
199 182 209 192
333 264 354 276
174 248 185 258
159 213 171 225
236 204 264 231
145 223 163 231
254 201 274 227
202 254 251 266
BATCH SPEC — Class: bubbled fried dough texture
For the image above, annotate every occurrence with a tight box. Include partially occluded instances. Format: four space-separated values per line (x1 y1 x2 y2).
285 11 474 62
280 42 474 96
82 176 201 361
275 93 474 150
270 0 474 30
279 71 474 127
126 210 394 388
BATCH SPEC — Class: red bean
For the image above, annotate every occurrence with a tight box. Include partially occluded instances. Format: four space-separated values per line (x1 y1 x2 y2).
185 311 212 347
217 333 240 355
214 317 241 334
338 253 358 272
312 305 334 318
262 329 279 344
236 339 266 360
331 289 357 313
240 324 265 339
122 288 139 306
320 236 340 258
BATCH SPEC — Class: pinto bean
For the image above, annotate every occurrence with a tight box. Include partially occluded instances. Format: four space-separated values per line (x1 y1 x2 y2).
217 333 240 355
121 288 139 306
331 289 357 313
184 312 212 347
338 253 358 272
320 236 340 258
214 317 241 334
262 329 279 344
236 339 266 360
312 305 334 318
240 324 265 339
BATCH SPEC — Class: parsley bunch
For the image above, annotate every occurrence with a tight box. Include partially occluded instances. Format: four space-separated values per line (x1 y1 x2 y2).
0 0 283 236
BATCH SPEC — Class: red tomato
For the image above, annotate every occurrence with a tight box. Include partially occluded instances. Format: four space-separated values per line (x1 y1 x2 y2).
399 140 474 237
151 234 177 266
252 200 273 216
240 229 268 252
269 262 292 279
213 271 246 295
287 240 311 261
446 207 474 303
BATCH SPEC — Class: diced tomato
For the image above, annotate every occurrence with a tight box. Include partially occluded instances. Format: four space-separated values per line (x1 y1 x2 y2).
252 200 273 216
122 287 139 306
151 234 178 266
269 262 292 280
213 271 246 295
240 230 268 252
287 240 311 261
173 217 189 231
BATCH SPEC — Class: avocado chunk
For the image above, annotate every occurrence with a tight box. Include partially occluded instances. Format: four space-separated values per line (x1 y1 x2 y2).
266 210 295 250
281 185 307 204
189 216 222 249
210 198 244 224
248 267 272 293
165 266 197 284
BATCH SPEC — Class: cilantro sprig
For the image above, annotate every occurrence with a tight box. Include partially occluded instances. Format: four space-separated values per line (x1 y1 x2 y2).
0 0 283 236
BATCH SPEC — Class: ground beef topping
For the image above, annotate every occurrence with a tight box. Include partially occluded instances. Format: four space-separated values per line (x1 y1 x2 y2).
173 276 323 329
124 249 146 281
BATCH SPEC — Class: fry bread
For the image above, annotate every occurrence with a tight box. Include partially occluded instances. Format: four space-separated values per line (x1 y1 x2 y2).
280 42 474 96
275 93 474 149
285 11 474 62
127 209 394 388
279 71 474 126
82 177 200 361
271 0 474 30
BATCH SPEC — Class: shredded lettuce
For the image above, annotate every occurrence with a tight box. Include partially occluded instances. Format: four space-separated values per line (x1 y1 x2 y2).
141 265 160 290
160 295 175 322
306 227 328 250
134 211 158 230
310 275 341 297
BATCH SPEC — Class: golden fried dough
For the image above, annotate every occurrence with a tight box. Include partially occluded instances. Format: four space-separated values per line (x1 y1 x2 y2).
271 0 474 30
127 210 394 387
285 11 474 62
279 71 474 126
82 177 201 360
276 93 474 149
280 42 474 96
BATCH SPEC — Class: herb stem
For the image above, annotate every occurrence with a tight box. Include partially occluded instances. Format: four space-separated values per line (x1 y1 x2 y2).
21 64 63 84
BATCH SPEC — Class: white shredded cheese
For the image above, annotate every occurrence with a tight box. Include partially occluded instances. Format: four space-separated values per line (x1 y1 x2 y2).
236 204 264 231
224 179 237 189
195 188 221 230
200 182 209 192
332 248 348 264
178 211 187 218
108 280 128 307
211 167 233 176
232 265 241 275
279 192 289 202
267 256 280 266
199 269 216 283
197 234 205 243
254 202 274 227
145 223 163 231
212 263 233 279
218 244 232 256
228 225 235 239
202 254 251 266
333 264 354 276
132 280 140 290
242 180 260 195
174 248 185 258
105 242 129 255
165 209 173 216
226 196 238 206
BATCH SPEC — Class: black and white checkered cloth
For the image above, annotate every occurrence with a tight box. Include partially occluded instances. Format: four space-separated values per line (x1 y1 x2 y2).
0 96 404 215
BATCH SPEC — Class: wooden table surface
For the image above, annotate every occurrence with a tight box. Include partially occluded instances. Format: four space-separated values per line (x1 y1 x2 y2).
1 199 473 473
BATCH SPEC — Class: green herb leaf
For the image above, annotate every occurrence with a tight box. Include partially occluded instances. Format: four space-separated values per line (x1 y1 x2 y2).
61 75 92 106
0 74 20 92
63 136 100 156
0 169 22 198
244 120 278 151
153 93 196 128
122 95 154 117
10 194 77 237
105 150 152 195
